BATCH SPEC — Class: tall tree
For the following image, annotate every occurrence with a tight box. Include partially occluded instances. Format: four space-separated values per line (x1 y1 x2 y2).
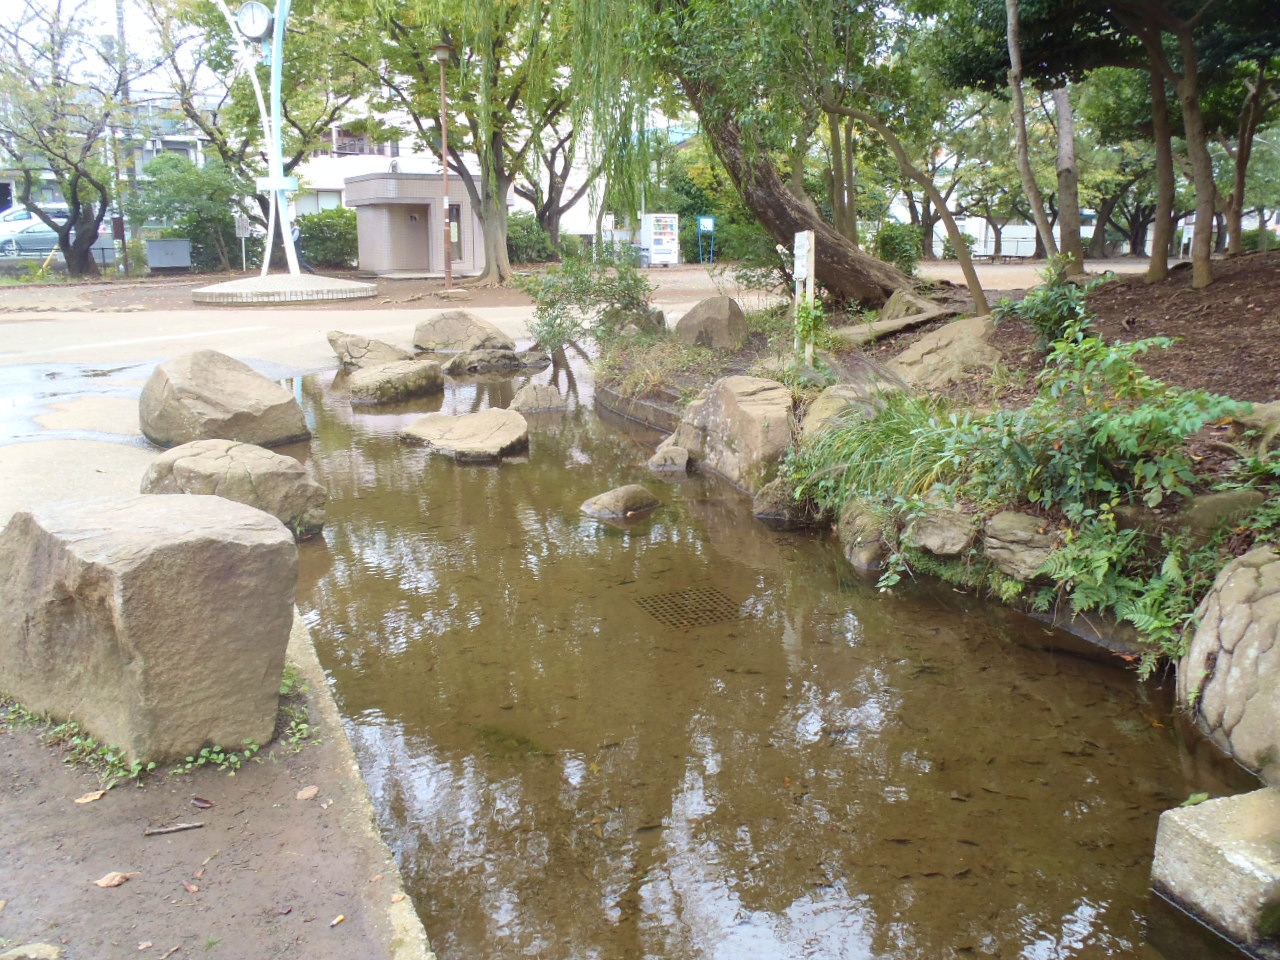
1004 0 1059 259
0 0 132 277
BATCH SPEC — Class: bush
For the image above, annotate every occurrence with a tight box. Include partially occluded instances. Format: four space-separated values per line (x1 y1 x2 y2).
992 257 1101 351
506 211 557 263
942 232 976 260
298 207 357 269
163 211 236 272
872 221 921 275
515 245 655 353
1239 227 1275 253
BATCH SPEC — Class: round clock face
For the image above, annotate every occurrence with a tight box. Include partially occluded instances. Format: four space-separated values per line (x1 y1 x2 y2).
235 1 273 40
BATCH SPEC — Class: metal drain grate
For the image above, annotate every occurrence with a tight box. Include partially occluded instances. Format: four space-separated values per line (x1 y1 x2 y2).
634 587 743 628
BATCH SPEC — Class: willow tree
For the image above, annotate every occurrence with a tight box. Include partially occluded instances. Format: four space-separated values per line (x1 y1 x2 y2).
326 0 623 285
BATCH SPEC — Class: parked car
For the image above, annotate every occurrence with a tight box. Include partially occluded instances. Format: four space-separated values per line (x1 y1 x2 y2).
0 204 69 238
0 222 61 258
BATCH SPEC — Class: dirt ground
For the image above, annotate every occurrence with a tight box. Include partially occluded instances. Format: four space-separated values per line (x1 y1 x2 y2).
1 252 1276 960
0 628 423 960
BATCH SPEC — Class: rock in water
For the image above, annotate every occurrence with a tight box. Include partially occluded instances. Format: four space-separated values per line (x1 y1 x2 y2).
326 330 411 368
348 359 444 404
400 408 529 461
139 350 309 448
141 438 327 538
580 484 661 520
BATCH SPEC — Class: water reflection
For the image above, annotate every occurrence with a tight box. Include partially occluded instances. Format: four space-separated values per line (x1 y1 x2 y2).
296 357 1255 960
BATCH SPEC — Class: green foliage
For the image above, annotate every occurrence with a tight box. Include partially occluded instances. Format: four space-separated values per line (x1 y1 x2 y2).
794 298 826 348
298 207 358 269
992 258 1102 351
131 155 246 272
163 213 236 273
506 211 558 263
0 698 156 788
279 662 305 697
174 740 261 774
951 320 1244 516
515 246 655 353
872 221 922 275
788 391 960 513
942 232 976 260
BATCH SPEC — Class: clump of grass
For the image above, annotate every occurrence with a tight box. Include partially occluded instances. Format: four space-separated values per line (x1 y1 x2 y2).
596 335 723 404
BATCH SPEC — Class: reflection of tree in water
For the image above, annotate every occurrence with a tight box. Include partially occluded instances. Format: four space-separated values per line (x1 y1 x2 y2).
547 345 584 403
465 376 516 413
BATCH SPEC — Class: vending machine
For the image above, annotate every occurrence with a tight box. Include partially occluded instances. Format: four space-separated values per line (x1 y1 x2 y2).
638 213 679 266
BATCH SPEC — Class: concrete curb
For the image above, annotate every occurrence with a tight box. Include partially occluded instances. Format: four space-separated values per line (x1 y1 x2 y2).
286 613 435 960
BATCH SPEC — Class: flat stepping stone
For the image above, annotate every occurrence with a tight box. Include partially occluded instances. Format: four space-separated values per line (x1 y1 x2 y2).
510 383 567 413
400 408 528 461
348 359 444 404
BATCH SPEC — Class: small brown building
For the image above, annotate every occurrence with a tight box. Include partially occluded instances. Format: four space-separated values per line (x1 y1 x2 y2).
344 171 486 277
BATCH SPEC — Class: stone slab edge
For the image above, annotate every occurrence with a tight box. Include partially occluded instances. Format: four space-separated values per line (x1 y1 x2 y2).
594 383 683 434
286 612 436 960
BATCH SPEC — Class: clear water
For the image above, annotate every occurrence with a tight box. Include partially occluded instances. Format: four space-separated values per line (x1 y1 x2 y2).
293 359 1256 960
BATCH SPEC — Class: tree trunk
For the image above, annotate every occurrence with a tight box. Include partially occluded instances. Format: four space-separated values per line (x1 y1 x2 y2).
1147 66 1175 281
1006 0 1058 259
1213 211 1227 253
1173 30 1215 287
823 99 989 315
1087 192 1121 259
1052 87 1085 274
474 173 513 286
1225 69 1269 257
684 77 910 307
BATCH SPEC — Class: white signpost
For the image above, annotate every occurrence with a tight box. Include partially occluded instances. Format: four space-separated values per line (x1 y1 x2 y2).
793 230 816 363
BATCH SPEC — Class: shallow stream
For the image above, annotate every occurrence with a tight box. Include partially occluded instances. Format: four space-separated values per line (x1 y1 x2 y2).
294 358 1256 960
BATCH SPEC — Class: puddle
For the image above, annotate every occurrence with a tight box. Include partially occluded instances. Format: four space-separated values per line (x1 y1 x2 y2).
294 358 1256 960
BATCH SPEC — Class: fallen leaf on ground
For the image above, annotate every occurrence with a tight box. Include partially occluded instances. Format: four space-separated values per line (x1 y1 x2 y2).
191 797 215 809
329 914 346 927
369 874 384 883
75 789 108 804
277 904 292 915
181 881 199 893
193 868 205 879
391 893 407 903
296 785 319 801
138 942 153 950
94 871 139 887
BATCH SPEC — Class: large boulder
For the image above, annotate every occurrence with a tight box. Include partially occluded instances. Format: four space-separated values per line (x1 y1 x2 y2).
886 316 1001 391
675 296 748 351
326 330 411 369
800 383 894 442
140 439 327 539
348 358 444 404
0 495 296 764
413 310 515 352
983 511 1057 581
656 376 793 494
400 408 529 461
1179 546 1280 784
580 484 661 520
906 503 979 557
139 350 309 449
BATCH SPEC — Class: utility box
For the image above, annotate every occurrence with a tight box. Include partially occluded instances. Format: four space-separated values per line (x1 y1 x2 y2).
638 213 679 267
146 238 192 270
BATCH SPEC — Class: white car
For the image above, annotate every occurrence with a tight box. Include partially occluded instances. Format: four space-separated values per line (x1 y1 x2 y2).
0 204 69 238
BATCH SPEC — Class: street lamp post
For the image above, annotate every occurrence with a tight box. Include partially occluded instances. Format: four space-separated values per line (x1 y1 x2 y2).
432 42 454 290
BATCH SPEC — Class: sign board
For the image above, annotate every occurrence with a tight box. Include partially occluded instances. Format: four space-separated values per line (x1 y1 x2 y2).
793 230 815 281
235 214 252 239
698 216 715 233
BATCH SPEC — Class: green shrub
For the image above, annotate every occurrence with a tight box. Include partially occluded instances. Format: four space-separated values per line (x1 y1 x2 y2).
1239 227 1275 253
298 207 357 269
872 221 921 275
942 232 976 260
506 211 557 263
163 211 237 272
515 245 655 353
992 257 1102 351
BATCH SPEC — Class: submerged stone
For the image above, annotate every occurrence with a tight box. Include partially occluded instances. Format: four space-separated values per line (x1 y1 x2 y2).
400 408 529 461
581 484 661 520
